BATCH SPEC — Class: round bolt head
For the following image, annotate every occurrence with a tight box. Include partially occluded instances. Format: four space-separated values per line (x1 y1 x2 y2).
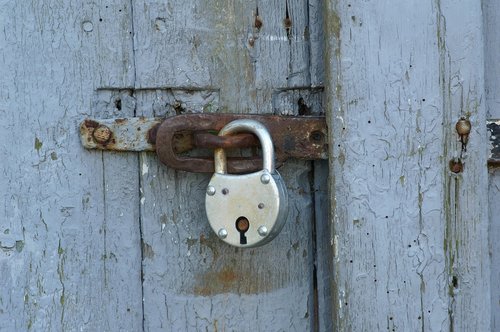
218 228 228 239
206 186 216 196
257 225 268 237
260 173 271 184
93 125 112 144
456 118 471 136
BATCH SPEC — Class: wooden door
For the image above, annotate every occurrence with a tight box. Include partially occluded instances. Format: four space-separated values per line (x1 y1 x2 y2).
0 1 493 331
0 1 330 331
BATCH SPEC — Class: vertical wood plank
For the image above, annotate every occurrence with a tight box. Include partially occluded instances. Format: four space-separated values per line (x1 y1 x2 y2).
438 2 490 330
324 0 489 330
133 0 323 330
489 169 500 330
94 89 143 331
488 169 500 331
313 160 333 331
0 1 142 330
483 0 500 329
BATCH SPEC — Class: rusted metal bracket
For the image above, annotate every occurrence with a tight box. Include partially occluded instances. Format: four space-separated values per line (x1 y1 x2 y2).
81 117 162 151
80 114 328 173
488 119 500 167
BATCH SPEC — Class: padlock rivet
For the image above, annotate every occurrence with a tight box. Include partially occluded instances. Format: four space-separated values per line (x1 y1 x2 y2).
207 186 216 196
260 173 271 184
218 228 228 239
258 203 265 209
257 225 268 237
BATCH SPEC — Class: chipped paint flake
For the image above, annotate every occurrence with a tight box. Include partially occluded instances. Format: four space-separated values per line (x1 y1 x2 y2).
142 161 149 176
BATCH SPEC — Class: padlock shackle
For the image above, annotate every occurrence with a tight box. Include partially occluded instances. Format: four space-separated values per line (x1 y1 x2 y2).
214 119 275 174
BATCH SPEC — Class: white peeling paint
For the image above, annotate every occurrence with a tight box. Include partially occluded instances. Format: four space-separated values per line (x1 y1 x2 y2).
142 162 149 176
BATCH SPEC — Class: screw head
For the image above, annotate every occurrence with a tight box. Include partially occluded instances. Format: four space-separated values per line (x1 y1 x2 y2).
260 173 271 184
218 228 228 239
206 186 216 196
257 225 268 237
93 125 112 144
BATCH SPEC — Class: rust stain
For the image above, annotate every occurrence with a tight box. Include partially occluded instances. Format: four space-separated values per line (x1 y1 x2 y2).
114 118 128 124
84 119 99 128
193 266 261 296
199 233 220 262
147 123 160 144
254 13 263 30
449 159 463 173
191 233 278 296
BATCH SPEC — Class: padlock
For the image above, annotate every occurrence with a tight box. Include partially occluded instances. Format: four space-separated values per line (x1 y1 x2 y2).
205 119 289 247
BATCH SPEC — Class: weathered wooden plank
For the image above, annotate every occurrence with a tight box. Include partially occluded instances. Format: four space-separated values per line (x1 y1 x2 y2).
324 0 490 330
484 0 500 328
0 1 142 330
308 0 325 88
437 2 490 331
133 1 323 330
489 169 500 331
313 160 333 331
93 89 143 331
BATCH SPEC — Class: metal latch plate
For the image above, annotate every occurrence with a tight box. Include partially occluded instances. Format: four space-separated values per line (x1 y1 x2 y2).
80 114 328 173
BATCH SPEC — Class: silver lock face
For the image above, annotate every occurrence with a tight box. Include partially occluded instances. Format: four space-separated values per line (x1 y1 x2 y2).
205 119 288 248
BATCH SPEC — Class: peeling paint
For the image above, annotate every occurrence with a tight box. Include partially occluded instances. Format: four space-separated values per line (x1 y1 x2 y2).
141 161 149 176
34 137 42 152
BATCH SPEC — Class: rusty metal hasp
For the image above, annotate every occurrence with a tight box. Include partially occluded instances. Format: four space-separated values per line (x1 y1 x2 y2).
80 114 328 173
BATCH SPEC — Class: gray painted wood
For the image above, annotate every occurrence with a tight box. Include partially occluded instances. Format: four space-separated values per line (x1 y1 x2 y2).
132 0 326 330
313 160 333 332
324 0 490 330
489 169 500 331
0 1 142 331
3 0 494 330
484 0 500 329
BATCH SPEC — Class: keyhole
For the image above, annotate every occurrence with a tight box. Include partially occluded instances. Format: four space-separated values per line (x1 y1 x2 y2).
235 217 250 245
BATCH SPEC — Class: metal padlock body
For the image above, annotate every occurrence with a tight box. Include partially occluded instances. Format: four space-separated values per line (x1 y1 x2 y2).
205 119 289 248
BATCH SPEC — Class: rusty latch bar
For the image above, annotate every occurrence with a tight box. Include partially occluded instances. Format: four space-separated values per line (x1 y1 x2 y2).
80 114 328 173
81 117 162 151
